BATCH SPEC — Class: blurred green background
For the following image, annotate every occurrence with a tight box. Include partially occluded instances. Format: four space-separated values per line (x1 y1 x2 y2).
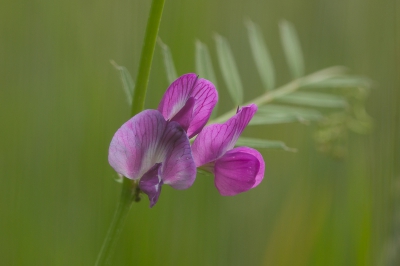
1 0 399 265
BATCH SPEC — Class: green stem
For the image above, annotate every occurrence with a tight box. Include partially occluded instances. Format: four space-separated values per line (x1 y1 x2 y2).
131 0 166 117
96 1 166 264
209 66 348 123
95 178 138 266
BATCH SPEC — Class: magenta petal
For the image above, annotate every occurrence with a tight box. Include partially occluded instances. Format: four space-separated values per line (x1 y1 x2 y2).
158 73 198 120
108 110 167 179
232 147 265 188
192 104 258 166
186 78 218 138
139 163 163 208
160 121 197 189
214 148 260 196
158 73 218 138
108 110 196 190
170 97 195 132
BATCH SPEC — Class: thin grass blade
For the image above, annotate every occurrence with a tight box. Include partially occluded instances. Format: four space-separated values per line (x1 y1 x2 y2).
110 60 135 104
158 38 178 83
276 92 347 108
245 19 275 91
236 137 296 151
249 104 323 125
279 20 305 78
195 40 219 117
249 114 307 125
214 34 243 105
195 40 218 87
300 76 373 89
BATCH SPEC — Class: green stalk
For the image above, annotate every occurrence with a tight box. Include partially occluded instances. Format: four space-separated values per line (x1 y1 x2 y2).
131 0 166 117
96 0 165 264
209 66 347 124
95 178 138 266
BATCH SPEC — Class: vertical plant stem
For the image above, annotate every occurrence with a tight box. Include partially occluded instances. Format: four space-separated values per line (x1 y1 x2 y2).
97 1 166 265
95 178 137 266
131 0 166 117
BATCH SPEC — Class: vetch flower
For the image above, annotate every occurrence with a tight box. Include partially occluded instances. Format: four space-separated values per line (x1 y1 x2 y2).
158 73 218 138
108 110 196 207
191 104 265 196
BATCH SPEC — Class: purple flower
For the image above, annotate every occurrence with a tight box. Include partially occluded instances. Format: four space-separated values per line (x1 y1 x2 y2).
158 73 218 138
108 110 196 207
191 104 265 196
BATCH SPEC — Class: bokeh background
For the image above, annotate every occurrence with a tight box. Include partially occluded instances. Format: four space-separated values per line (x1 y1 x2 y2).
1 0 399 265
